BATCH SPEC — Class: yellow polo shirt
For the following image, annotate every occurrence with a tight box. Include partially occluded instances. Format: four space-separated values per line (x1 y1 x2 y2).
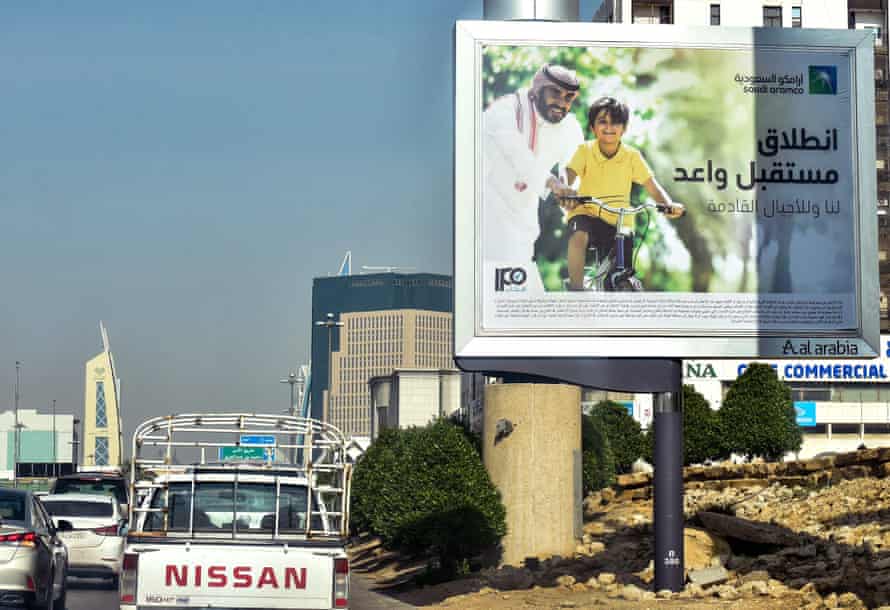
565 141 653 230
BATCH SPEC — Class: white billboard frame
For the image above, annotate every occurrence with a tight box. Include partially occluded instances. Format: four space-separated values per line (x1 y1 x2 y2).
454 21 879 360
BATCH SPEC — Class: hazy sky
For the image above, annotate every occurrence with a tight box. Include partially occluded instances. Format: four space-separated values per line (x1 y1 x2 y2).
0 1 600 450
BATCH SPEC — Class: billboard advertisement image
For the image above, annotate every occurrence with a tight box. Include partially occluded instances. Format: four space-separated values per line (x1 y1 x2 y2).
455 22 879 359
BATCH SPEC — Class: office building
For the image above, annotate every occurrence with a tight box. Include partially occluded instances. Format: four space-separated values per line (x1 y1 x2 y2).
310 273 453 437
368 369 462 440
0 409 74 479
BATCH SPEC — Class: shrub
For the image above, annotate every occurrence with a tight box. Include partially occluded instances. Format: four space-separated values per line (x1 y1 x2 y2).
350 420 506 575
719 363 802 461
581 412 616 493
682 384 728 465
589 401 645 474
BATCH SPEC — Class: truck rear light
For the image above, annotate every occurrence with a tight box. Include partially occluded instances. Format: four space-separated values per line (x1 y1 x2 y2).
0 532 36 547
25 575 35 591
120 553 138 604
333 558 348 608
92 525 118 536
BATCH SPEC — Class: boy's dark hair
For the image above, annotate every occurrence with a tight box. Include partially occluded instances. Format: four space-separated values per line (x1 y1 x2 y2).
588 97 630 130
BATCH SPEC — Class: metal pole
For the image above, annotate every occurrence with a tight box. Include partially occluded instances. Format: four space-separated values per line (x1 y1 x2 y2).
14 361 20 488
52 400 56 464
653 379 684 592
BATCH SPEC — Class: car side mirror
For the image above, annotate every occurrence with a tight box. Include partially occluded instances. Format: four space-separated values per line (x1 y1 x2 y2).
55 520 74 532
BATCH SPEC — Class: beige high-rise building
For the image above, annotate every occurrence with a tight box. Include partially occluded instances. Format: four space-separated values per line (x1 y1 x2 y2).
328 309 453 437
82 322 123 468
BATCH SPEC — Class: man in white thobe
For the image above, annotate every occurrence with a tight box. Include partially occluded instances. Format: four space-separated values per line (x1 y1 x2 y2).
483 64 584 292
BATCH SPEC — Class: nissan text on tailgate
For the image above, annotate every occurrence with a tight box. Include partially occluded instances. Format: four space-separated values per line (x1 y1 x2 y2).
121 413 352 610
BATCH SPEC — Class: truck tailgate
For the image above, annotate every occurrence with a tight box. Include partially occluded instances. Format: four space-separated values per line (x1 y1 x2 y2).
132 543 339 609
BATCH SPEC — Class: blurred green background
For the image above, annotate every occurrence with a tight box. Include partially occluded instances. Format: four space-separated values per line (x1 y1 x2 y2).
483 45 756 293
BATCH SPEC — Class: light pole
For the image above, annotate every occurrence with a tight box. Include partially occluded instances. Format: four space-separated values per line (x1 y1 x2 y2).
13 361 21 488
70 418 81 471
314 313 344 424
280 371 299 463
51 400 56 464
280 372 298 416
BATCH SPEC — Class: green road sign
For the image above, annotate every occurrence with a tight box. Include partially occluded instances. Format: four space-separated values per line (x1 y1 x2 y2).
218 446 275 462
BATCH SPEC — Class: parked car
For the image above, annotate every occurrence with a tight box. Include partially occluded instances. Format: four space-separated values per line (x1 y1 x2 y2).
50 472 129 513
40 493 126 586
0 488 68 609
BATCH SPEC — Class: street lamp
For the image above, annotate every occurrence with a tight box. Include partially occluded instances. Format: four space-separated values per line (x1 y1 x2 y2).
70 418 81 470
13 361 21 487
314 313 344 424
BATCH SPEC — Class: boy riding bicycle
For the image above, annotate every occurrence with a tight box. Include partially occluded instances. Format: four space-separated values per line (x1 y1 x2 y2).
557 97 684 291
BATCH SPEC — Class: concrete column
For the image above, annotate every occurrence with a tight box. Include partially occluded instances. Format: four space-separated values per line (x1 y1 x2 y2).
483 383 581 566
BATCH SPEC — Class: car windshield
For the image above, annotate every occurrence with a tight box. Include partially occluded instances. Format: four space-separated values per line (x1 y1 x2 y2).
42 501 113 518
0 496 26 524
145 482 312 533
54 479 127 505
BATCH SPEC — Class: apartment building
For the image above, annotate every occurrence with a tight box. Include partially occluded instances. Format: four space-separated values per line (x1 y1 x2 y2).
591 1 890 457
594 0 890 324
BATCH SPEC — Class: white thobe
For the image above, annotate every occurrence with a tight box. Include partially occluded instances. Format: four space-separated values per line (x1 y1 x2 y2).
483 88 584 269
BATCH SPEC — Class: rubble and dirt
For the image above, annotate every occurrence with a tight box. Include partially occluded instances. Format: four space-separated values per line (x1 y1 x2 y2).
349 447 890 609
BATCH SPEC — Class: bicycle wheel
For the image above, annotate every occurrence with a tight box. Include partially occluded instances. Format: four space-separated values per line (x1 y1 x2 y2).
608 273 644 292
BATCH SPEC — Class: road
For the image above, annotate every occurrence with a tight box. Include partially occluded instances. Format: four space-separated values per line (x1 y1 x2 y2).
0 574 421 610
66 577 118 609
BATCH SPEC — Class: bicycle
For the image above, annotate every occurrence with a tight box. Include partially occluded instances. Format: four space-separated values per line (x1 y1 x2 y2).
559 196 684 292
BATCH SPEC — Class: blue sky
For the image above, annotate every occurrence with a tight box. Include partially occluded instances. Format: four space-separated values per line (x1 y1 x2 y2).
0 1 600 447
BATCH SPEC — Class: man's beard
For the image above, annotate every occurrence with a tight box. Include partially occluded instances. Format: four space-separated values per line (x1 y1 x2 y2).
534 95 566 124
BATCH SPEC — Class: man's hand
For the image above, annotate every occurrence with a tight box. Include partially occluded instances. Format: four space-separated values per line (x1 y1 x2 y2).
546 176 577 210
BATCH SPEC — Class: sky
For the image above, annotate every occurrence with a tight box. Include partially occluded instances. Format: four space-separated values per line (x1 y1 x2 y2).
0 1 601 452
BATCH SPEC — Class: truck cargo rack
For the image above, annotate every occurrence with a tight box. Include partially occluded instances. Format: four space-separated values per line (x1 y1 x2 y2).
129 413 352 539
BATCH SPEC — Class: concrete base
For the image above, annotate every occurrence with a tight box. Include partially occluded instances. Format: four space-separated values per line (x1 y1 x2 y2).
483 383 581 566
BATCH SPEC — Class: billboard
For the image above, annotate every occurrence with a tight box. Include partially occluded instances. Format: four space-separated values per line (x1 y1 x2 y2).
454 22 879 360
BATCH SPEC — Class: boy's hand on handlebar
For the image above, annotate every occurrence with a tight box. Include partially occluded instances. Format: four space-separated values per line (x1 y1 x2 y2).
662 202 686 218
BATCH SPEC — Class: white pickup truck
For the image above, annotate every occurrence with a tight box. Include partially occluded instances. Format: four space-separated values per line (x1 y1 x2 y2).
120 414 352 610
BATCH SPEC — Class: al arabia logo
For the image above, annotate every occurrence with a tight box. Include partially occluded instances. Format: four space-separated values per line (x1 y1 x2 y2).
808 66 837 95
495 267 528 292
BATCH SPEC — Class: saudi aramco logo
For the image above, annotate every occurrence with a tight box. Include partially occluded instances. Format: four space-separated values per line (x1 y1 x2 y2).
808 66 837 95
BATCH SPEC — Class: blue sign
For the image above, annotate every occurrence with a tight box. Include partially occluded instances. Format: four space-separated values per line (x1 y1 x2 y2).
794 401 817 427
240 435 275 446
617 401 634 418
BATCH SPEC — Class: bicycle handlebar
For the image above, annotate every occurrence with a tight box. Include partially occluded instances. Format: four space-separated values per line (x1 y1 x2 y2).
560 196 682 216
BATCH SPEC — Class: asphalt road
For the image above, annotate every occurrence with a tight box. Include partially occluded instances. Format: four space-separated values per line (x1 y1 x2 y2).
66 577 119 610
0 574 420 610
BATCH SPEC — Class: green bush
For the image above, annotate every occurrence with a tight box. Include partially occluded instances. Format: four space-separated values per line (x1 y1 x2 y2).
589 401 645 474
720 363 802 461
581 412 616 493
682 384 728 466
350 420 506 575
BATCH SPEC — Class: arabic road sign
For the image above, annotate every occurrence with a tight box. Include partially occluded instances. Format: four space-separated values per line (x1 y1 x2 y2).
219 446 275 462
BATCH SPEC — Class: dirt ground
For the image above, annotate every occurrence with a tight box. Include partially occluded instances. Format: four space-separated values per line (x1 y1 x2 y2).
348 475 890 609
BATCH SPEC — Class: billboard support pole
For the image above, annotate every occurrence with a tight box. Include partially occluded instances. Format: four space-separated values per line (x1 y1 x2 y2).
456 356 685 589
653 372 684 593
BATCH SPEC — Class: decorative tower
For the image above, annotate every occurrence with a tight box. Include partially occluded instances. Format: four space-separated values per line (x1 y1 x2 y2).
82 322 123 469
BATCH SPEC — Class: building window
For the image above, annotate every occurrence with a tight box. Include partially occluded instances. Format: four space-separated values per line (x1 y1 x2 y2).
94 437 109 466
95 381 108 428
659 5 671 24
791 6 801 28
763 6 782 27
710 4 720 26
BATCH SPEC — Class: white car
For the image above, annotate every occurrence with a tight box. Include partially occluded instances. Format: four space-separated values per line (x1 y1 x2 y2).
40 493 126 586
